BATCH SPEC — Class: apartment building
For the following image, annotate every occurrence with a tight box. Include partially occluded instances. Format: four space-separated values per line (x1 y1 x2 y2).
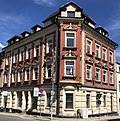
116 62 120 114
0 1 118 117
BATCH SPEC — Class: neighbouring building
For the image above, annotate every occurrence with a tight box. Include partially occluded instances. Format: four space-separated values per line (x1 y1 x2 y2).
0 1 118 117
116 62 120 114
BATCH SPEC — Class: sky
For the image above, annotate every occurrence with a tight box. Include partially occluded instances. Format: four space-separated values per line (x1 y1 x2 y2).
0 0 120 61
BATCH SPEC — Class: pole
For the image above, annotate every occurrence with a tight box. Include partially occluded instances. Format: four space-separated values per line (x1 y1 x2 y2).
50 39 55 120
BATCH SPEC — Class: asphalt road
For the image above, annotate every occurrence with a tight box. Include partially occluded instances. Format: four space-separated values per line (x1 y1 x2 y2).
0 115 34 121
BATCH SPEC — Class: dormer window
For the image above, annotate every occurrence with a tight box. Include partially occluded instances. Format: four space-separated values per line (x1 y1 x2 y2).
67 11 75 17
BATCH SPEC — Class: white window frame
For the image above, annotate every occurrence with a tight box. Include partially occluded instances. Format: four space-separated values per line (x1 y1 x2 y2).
64 60 75 76
46 64 51 79
96 44 100 58
96 67 100 81
14 53 18 63
46 37 53 53
20 50 24 62
65 31 76 47
33 66 38 80
102 48 107 61
12 71 16 82
18 69 22 82
35 45 39 57
110 72 113 84
25 68 30 81
4 72 9 83
103 70 107 83
86 39 92 54
110 51 113 63
86 64 92 80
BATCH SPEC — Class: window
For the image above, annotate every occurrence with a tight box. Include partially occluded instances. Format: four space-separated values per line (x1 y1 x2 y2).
6 56 10 65
96 45 100 58
27 48 31 59
35 45 39 57
17 91 22 107
110 52 113 63
20 51 24 61
66 93 73 109
103 95 106 107
66 33 75 47
26 68 30 80
65 61 74 76
103 70 107 83
67 11 75 17
110 72 113 84
47 40 52 53
14 53 17 63
12 71 16 82
86 40 92 54
86 65 92 80
102 49 106 60
46 93 51 107
46 65 51 78
18 70 22 82
34 67 38 80
86 94 90 108
96 68 100 81
4 72 9 83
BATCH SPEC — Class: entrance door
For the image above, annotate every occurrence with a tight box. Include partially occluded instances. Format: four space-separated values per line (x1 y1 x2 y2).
4 96 7 112
110 95 113 112
24 91 28 110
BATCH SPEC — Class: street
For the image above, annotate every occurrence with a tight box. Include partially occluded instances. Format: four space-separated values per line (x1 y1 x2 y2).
0 115 34 121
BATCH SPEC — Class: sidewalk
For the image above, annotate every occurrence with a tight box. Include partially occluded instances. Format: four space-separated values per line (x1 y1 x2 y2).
0 112 120 121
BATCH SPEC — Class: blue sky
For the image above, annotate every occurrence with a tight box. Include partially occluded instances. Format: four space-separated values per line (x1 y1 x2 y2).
0 0 120 61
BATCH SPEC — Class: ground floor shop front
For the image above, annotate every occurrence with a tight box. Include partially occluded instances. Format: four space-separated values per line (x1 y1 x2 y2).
0 84 118 117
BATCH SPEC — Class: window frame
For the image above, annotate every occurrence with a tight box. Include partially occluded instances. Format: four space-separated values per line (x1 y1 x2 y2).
102 48 107 61
103 95 107 107
65 60 75 76
96 44 100 58
86 39 92 55
86 64 92 80
110 51 113 63
103 70 107 83
110 72 113 84
86 94 91 108
95 67 100 81
65 31 76 48
67 11 75 17
46 65 51 79
33 66 38 80
65 92 74 109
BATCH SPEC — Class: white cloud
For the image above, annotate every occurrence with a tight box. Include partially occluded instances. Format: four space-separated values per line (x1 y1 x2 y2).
0 43 5 48
0 13 25 29
33 0 55 7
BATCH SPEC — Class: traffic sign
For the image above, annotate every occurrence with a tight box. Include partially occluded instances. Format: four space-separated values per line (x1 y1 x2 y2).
39 88 44 96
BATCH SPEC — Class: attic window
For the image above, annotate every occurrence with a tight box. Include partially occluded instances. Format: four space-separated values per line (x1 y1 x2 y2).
67 11 75 17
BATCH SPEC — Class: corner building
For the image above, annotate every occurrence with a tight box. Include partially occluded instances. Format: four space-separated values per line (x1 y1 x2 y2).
0 1 118 117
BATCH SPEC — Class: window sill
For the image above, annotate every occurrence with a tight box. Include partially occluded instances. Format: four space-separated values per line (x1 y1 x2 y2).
62 76 76 80
102 59 107 63
109 62 114 66
63 47 77 51
64 109 74 111
95 57 101 61
95 80 101 83
86 53 93 57
86 79 92 81
103 82 107 85
110 83 114 86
